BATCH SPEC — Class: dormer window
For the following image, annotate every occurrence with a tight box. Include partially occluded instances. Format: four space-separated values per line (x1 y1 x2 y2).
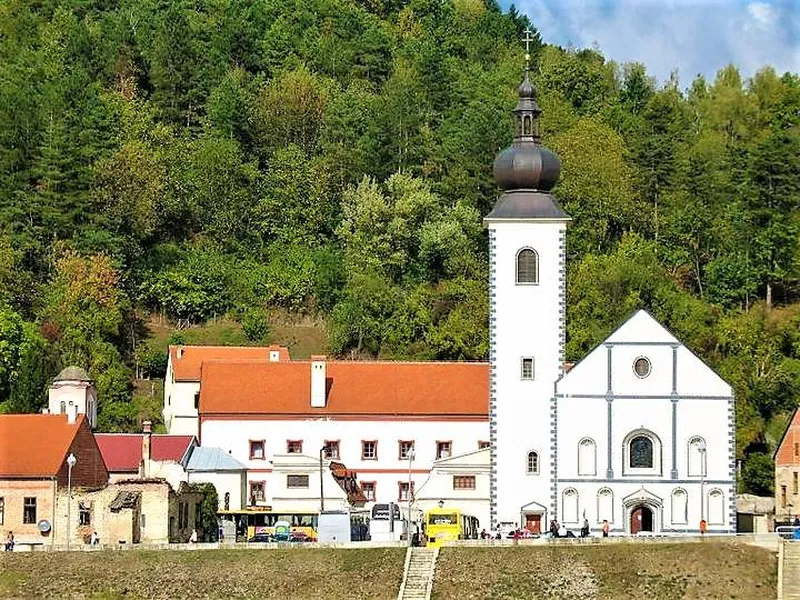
516 248 538 284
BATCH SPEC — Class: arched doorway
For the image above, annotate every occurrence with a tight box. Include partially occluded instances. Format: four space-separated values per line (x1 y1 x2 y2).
630 505 654 534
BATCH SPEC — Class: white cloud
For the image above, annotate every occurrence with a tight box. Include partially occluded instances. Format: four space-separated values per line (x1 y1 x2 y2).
508 0 800 85
746 2 777 30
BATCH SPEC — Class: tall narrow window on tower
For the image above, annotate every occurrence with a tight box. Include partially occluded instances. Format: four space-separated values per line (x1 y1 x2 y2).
516 248 538 284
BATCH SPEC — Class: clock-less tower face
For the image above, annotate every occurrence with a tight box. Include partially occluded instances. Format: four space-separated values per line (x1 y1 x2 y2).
485 57 570 531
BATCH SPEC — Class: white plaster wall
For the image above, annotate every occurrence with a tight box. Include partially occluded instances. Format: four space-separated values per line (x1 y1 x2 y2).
558 481 732 533
554 312 735 533
490 220 565 528
202 418 488 507
554 398 607 478
163 378 200 436
187 471 247 511
48 384 97 427
145 460 188 491
416 470 490 530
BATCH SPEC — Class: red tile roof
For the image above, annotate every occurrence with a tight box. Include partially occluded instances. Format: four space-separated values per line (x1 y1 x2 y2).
199 360 489 417
0 414 85 477
169 345 291 381
95 434 196 472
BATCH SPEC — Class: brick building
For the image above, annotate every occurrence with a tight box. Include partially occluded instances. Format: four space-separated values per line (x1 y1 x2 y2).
775 408 800 521
0 412 108 546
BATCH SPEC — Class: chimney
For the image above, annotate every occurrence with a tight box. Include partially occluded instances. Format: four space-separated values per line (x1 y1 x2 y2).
310 356 327 408
67 402 78 424
142 420 152 477
177 345 184 359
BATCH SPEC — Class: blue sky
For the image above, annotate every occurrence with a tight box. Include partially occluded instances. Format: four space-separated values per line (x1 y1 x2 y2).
501 0 799 84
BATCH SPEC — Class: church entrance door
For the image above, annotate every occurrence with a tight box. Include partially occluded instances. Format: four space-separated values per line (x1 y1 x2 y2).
630 505 654 534
524 513 541 533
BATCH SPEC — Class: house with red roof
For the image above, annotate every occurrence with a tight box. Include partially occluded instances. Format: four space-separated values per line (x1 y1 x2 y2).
163 344 291 436
774 407 800 522
0 413 108 545
95 423 196 490
162 349 491 525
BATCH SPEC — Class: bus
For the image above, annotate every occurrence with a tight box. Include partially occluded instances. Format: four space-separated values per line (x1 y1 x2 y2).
424 507 479 548
218 509 319 541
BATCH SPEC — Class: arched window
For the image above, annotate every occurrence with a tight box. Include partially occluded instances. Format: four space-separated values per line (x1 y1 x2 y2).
523 115 532 136
708 489 725 525
224 492 230 511
623 429 661 475
671 489 688 525
59 400 66 414
578 438 597 476
526 451 539 475
516 248 538 284
562 488 579 523
597 488 613 523
687 436 706 477
630 436 653 468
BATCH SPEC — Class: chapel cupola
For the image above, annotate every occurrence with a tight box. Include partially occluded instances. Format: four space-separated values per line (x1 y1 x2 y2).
487 32 568 220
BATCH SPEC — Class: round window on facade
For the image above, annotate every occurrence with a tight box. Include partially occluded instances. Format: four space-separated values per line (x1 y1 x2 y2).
633 356 651 378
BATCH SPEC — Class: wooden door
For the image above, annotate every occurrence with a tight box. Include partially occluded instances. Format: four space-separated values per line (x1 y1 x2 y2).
630 507 643 534
525 514 541 533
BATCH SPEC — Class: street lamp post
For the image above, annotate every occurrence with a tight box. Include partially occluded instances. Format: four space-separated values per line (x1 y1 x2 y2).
319 445 327 513
65 453 77 549
407 447 415 547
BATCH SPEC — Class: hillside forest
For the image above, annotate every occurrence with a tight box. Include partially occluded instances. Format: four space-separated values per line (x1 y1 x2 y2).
0 0 798 494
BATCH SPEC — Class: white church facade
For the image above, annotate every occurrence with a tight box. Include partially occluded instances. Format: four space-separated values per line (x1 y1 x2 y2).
161 58 736 535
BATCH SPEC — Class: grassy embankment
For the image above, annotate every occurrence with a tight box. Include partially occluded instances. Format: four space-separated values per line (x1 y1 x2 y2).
433 540 776 599
0 548 403 599
0 541 775 599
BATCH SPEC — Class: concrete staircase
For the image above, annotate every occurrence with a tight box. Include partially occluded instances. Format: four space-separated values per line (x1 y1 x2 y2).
397 547 438 600
780 541 800 600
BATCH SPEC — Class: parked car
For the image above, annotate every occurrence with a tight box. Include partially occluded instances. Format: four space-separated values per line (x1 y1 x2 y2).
247 533 274 543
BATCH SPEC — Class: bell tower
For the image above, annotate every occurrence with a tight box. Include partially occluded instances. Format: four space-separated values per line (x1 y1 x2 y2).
486 30 570 530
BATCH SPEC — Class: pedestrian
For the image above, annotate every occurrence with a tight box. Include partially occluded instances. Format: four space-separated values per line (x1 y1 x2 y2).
189 528 198 543
480 528 487 540
581 518 590 538
601 519 609 538
90 530 99 545
699 519 707 535
558 523 568 538
513 529 521 544
549 519 559 538
4 531 14 552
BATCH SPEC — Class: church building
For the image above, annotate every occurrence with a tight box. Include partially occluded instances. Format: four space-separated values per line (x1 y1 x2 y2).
162 54 736 536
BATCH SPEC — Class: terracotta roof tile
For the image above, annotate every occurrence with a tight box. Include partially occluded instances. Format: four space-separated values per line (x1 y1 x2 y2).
0 414 84 477
169 345 291 381
95 434 196 472
199 360 488 417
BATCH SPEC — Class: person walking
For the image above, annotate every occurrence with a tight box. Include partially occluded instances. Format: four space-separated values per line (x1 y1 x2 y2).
4 531 14 552
699 519 707 535
189 529 198 543
601 520 610 538
581 518 590 538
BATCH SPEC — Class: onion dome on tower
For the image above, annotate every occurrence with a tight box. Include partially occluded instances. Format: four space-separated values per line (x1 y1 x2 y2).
486 44 569 220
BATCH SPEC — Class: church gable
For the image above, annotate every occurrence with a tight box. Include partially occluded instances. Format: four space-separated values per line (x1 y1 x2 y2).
557 310 732 399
